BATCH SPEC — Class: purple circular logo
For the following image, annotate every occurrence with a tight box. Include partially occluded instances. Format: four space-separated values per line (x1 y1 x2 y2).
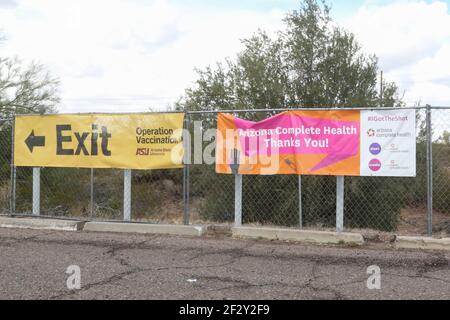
368 159 382 172
369 143 381 155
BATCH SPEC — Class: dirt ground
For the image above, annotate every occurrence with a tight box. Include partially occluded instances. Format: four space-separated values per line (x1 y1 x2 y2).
397 207 449 237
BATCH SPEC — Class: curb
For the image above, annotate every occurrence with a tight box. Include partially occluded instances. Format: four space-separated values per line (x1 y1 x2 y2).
83 221 206 237
232 226 364 245
0 216 84 231
395 236 450 251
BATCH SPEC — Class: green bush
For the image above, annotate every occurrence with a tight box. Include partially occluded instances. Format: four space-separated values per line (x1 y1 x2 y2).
344 177 406 231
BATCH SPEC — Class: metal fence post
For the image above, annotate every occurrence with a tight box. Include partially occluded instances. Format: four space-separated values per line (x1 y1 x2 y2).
298 175 303 229
90 168 94 219
336 176 344 233
11 164 16 215
235 174 242 227
183 112 190 225
123 169 131 221
426 105 433 236
32 167 40 216
230 149 242 227
10 117 16 215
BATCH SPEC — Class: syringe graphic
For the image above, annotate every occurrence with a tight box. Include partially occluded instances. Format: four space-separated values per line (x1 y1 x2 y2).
284 158 297 173
229 148 241 175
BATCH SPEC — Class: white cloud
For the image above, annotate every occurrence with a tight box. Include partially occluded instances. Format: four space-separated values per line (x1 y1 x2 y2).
345 0 450 106
408 44 450 105
0 0 284 113
411 44 450 83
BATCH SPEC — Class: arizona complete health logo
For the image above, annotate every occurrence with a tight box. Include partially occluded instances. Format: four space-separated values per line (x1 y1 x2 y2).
367 128 375 137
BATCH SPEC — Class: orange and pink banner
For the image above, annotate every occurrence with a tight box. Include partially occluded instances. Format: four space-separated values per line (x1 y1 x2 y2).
216 109 416 177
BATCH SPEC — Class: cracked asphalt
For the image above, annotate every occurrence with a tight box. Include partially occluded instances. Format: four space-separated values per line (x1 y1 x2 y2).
0 228 449 300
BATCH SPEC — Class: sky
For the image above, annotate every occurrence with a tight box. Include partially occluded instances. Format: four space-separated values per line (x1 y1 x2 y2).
1 0 450 113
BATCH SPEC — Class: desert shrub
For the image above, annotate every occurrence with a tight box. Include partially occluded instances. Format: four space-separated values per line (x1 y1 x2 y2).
344 177 407 231
433 144 450 214
12 167 89 216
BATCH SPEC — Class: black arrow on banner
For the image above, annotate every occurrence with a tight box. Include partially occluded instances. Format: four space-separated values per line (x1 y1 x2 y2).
25 130 46 153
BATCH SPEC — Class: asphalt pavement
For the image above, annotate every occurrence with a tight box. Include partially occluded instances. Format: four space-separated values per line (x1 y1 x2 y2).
0 228 449 300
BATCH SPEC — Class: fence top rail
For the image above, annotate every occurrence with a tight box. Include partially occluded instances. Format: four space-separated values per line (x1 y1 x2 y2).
430 106 450 109
186 106 427 114
12 110 186 117
4 106 449 118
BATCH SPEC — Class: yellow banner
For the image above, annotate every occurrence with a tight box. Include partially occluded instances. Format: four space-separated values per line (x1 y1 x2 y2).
14 113 185 170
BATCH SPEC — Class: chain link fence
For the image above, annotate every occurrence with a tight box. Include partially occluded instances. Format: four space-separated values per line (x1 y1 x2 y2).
0 107 449 237
431 107 450 237
0 118 12 215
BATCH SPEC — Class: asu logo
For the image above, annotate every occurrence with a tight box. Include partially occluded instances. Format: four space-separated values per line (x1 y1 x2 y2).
136 148 149 156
